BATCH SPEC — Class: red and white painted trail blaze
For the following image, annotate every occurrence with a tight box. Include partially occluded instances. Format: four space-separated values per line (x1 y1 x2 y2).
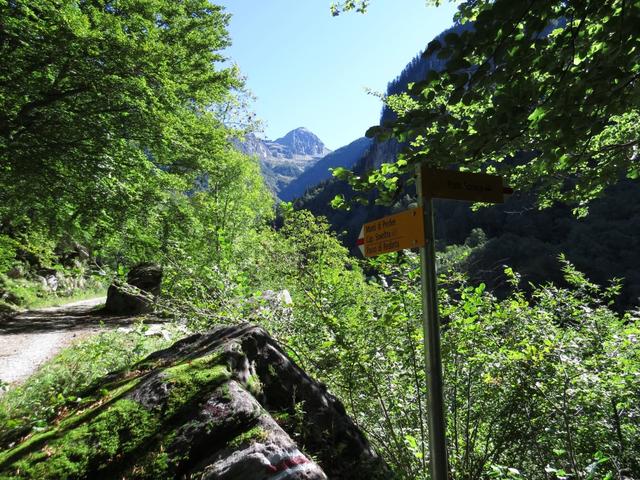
264 448 313 479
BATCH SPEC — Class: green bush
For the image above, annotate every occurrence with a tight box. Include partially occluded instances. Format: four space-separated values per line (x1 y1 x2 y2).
244 213 639 479
3 208 637 480
0 236 17 275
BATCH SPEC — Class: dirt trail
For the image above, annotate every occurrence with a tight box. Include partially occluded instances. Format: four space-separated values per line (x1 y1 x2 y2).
0 297 143 387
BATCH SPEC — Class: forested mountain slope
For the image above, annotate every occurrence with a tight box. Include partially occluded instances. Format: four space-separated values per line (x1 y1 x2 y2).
279 137 373 202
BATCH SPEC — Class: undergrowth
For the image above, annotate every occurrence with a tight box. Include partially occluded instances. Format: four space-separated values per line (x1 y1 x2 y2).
0 324 178 447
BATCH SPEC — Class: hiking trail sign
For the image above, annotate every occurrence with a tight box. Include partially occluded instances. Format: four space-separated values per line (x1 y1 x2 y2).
356 165 513 480
356 207 425 257
421 167 513 203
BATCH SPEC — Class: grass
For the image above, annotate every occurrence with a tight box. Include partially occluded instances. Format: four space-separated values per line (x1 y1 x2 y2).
0 286 108 324
1 272 109 313
0 324 179 448
228 425 269 448
26 287 107 310
0 325 244 479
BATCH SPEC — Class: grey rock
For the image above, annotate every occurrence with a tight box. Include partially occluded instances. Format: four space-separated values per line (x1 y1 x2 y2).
74 276 86 290
44 274 58 292
0 324 391 479
104 262 162 314
144 324 172 340
180 381 327 480
34 274 47 290
260 289 292 306
75 243 90 261
6 266 24 280
273 127 328 157
235 129 332 198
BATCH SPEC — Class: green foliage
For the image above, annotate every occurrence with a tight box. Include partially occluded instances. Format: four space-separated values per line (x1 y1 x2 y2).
2 205 639 479
340 1 640 210
245 213 639 478
0 0 271 282
0 325 175 444
0 236 18 274
330 0 444 16
2 398 160 480
164 356 230 416
0 270 106 310
228 425 269 449
440 275 639 478
0 276 47 308
3 2 639 478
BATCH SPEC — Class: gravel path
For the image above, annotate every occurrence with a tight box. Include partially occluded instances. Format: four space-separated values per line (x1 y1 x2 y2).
0 297 137 387
0 331 86 385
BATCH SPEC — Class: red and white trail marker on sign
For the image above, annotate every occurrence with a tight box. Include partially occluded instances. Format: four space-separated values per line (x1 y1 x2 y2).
356 226 366 256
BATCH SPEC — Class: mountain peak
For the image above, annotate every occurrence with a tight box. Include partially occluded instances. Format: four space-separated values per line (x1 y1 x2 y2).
234 127 332 197
290 126 312 134
273 127 328 157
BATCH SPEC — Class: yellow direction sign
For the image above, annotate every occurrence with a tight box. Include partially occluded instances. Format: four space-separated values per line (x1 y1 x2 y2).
421 167 512 203
357 207 425 257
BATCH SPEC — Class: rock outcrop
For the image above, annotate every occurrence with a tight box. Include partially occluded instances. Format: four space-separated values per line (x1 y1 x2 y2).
271 128 328 158
104 263 162 315
0 324 390 479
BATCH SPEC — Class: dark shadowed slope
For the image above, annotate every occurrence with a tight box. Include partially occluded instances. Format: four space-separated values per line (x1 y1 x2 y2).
279 137 373 202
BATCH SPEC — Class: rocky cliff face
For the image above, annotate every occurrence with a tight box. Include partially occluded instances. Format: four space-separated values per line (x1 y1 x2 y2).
272 128 329 158
237 128 331 198
0 324 390 479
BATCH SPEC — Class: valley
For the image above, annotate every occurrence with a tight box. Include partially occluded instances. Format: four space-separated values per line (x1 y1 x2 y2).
1 1 639 479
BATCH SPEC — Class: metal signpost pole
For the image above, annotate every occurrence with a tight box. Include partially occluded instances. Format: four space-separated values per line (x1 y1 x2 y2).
416 165 449 480
358 166 509 479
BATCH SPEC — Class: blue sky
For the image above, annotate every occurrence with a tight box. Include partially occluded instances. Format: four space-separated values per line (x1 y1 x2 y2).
217 1 458 150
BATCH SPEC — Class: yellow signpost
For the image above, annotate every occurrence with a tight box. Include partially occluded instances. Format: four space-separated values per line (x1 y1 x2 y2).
357 207 425 257
357 166 513 480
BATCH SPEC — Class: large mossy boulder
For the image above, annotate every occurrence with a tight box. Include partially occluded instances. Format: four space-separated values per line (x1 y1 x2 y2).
0 324 391 479
104 263 162 315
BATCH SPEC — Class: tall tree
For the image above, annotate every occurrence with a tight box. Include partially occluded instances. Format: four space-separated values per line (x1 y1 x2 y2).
0 0 242 244
334 0 640 213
